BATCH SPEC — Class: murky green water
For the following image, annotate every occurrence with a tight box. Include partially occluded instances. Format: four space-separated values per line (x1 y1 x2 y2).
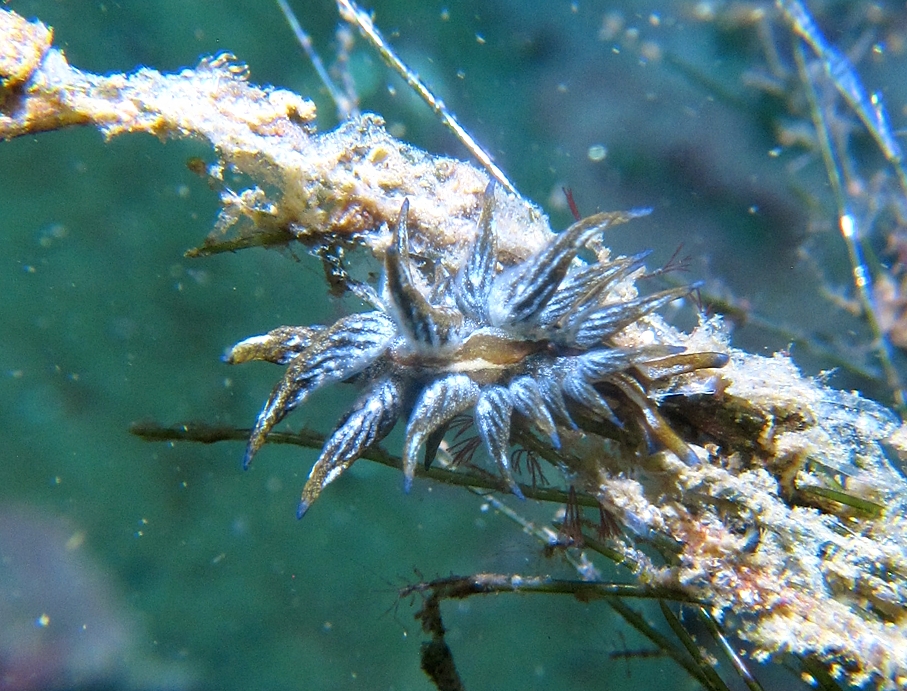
1 1 903 689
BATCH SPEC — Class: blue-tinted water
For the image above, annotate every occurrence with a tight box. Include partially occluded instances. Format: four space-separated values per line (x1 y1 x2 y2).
1 1 903 689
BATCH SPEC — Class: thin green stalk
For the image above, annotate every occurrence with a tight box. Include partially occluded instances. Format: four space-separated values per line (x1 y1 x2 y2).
659 601 731 691
794 39 906 414
605 596 715 690
698 608 764 691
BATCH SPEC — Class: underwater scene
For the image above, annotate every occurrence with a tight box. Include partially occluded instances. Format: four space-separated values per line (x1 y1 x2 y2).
2 1 907 689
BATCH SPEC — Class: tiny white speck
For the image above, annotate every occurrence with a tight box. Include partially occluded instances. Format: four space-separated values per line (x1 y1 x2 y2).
840 214 855 238
587 144 607 162
638 330 656 345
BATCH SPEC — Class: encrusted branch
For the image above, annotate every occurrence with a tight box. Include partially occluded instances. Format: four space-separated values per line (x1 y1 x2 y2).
0 9 548 268
3 9 907 688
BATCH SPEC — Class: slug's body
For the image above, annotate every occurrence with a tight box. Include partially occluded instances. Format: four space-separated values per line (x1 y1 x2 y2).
228 183 728 517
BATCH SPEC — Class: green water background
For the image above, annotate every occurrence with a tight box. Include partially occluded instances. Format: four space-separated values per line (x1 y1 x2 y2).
1 1 905 689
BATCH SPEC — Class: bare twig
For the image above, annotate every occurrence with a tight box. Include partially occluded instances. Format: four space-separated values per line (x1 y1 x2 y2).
276 0 358 120
335 0 518 195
